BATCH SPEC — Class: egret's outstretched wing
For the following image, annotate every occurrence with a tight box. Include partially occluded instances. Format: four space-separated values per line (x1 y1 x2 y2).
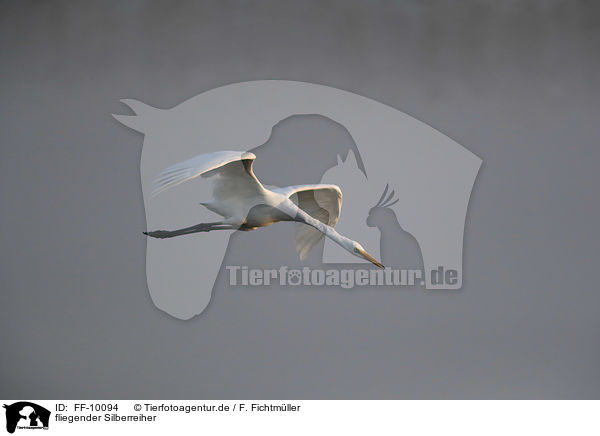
151 150 263 198
276 184 342 260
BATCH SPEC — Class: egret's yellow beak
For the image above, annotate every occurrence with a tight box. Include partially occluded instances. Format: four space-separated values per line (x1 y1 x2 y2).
360 249 385 269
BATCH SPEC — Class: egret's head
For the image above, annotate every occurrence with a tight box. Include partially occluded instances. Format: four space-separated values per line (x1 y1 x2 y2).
351 241 384 269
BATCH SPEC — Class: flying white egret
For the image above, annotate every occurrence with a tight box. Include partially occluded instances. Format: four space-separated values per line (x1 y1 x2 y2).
144 150 384 268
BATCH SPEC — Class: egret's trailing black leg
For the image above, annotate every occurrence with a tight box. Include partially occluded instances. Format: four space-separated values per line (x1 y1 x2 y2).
143 222 235 239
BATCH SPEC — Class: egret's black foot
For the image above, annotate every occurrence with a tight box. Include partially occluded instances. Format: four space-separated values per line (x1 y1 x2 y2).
144 230 174 239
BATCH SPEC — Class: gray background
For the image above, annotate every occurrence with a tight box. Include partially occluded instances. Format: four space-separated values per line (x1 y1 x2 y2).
1 0 598 399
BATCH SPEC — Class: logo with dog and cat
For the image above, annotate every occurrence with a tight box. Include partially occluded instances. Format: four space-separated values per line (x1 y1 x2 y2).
114 80 482 320
3 402 50 433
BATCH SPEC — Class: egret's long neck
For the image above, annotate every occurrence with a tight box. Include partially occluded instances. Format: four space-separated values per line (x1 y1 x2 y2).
285 200 351 251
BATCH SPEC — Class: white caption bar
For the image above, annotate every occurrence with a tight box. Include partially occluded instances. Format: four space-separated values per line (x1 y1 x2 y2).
1 400 597 436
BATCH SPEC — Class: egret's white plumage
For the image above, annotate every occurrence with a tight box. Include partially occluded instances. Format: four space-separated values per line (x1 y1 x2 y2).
145 150 383 268
279 184 341 260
